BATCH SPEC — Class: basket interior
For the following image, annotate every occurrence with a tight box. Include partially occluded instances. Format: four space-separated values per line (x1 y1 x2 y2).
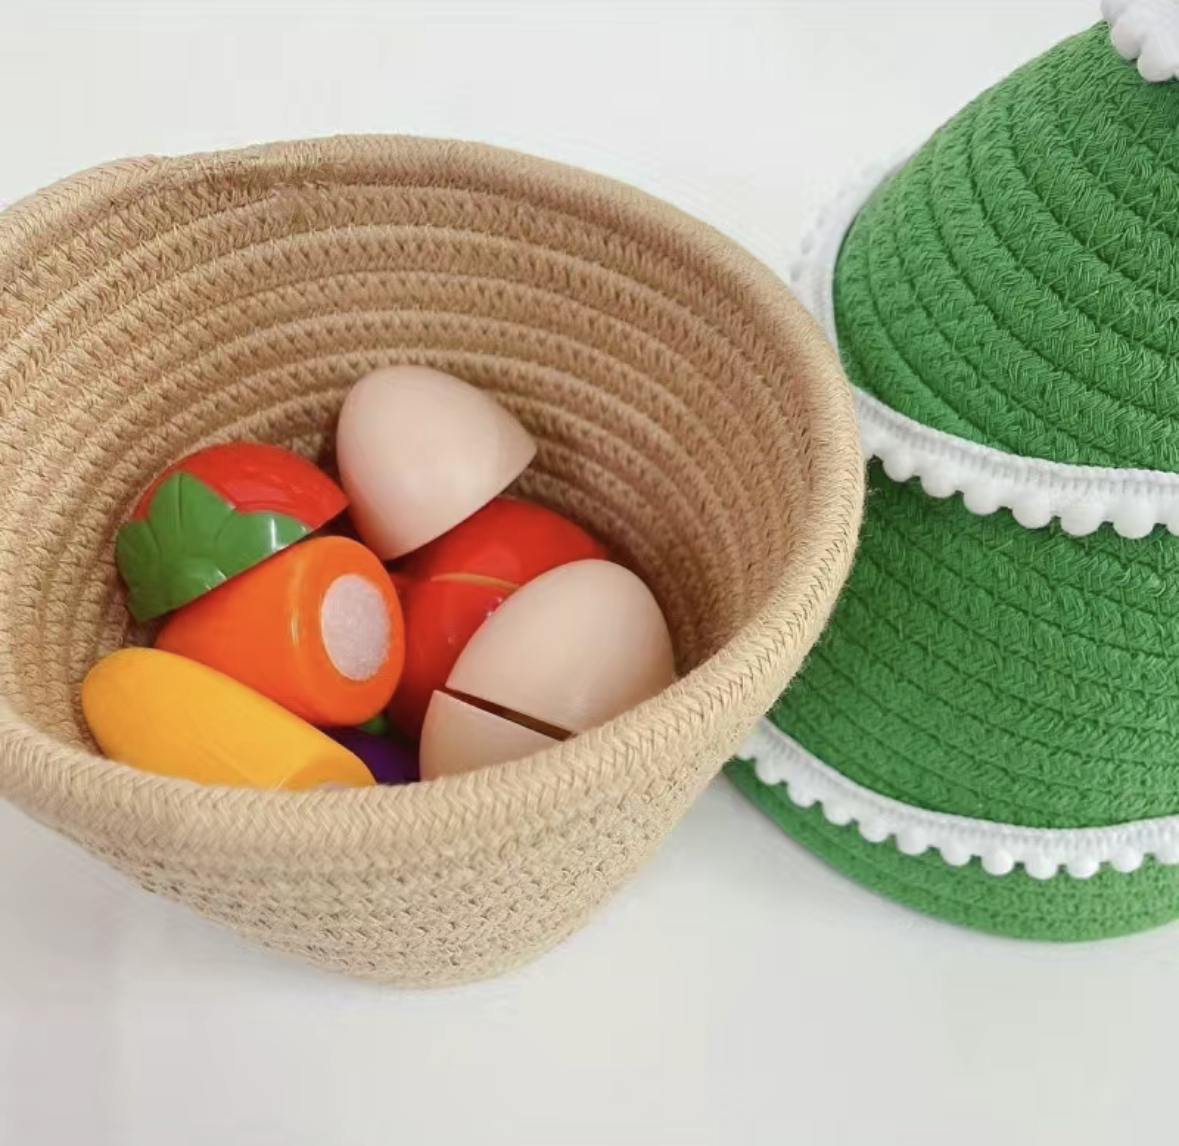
0 141 814 751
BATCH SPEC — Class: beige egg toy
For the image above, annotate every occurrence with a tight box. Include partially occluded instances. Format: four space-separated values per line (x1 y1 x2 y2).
420 559 677 780
422 691 561 778
336 365 537 560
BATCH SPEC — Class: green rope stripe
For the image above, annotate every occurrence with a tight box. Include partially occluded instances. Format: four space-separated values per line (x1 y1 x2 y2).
833 24 1179 471
771 463 1179 831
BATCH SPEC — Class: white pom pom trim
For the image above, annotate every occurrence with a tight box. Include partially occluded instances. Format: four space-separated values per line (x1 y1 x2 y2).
792 159 1179 539
740 720 1179 880
1103 0 1179 83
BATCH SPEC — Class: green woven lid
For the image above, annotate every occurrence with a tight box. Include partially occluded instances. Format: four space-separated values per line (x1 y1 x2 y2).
735 460 1179 940
770 464 1179 832
834 22 1179 471
737 12 1179 942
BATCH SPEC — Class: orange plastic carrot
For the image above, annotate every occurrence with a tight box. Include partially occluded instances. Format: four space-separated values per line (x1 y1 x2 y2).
157 536 405 726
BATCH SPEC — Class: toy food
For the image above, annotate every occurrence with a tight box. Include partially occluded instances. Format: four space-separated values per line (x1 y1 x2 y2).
81 648 374 790
336 366 536 560
388 497 606 737
156 536 405 726
399 496 607 586
326 728 419 785
420 559 676 779
387 577 513 739
420 692 559 781
355 712 390 736
117 442 347 621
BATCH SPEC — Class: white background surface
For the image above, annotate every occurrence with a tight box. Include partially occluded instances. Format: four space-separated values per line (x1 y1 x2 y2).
0 3 1165 1144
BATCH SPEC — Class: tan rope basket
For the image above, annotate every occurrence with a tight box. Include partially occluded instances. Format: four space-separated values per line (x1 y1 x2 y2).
0 135 863 984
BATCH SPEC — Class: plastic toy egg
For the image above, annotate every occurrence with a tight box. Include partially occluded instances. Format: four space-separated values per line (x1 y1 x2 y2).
387 497 606 738
446 560 677 733
326 727 419 785
116 442 347 621
420 692 559 781
156 536 405 726
81 648 374 790
336 366 536 560
419 559 676 780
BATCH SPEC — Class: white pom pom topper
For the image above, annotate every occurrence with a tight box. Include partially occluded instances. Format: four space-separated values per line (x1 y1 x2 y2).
1103 0 1179 82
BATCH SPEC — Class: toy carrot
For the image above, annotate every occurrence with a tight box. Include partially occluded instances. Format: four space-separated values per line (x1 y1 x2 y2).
156 536 405 726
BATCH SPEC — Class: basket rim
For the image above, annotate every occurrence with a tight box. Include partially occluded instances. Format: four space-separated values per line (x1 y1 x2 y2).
0 133 864 857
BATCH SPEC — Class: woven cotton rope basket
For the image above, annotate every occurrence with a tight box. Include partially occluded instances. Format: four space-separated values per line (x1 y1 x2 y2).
0 135 863 984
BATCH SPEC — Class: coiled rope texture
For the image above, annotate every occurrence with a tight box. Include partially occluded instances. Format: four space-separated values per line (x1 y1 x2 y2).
0 135 863 983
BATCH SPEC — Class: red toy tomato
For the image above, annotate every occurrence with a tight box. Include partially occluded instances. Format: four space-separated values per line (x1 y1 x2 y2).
388 497 606 739
388 578 512 738
399 497 607 587
131 442 345 523
117 442 347 621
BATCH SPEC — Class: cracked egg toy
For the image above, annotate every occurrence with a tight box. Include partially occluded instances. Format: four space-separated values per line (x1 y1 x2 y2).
388 496 606 738
420 559 676 780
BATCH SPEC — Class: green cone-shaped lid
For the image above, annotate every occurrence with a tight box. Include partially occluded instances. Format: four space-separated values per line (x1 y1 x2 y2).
834 22 1179 470
738 17 1179 943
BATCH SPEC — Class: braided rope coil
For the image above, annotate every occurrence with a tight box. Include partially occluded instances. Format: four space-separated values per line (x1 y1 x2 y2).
790 157 1179 539
0 135 863 984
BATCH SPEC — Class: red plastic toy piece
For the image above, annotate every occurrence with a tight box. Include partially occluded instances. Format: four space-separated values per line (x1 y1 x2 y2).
387 497 605 738
117 442 347 621
399 496 607 587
